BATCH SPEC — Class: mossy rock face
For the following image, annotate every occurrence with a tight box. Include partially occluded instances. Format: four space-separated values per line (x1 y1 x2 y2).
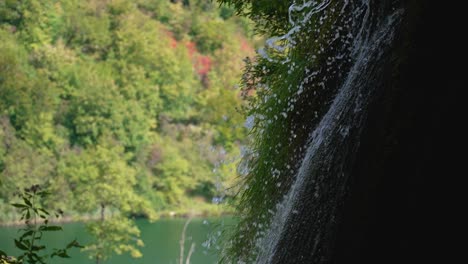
222 2 362 261
222 0 459 263
221 0 374 261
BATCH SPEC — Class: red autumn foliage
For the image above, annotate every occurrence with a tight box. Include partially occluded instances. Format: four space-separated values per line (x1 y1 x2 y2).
164 30 178 48
195 55 211 75
240 37 253 53
164 31 214 87
185 41 197 57
185 41 212 87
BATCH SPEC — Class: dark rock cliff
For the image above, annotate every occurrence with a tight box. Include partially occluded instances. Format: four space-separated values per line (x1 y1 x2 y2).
263 0 462 263
331 1 462 263
222 0 462 262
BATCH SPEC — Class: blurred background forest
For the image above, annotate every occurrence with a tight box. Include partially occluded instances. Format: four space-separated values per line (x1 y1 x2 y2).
0 0 257 224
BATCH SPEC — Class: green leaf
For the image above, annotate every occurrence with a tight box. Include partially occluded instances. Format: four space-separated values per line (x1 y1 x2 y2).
23 197 32 207
33 231 43 241
11 203 28 208
29 252 45 264
0 249 7 256
57 251 70 258
39 226 62 231
31 245 46 251
51 250 70 259
38 208 50 215
66 239 84 249
14 239 29 250
22 239 31 247
66 240 76 249
37 191 51 197
20 230 34 240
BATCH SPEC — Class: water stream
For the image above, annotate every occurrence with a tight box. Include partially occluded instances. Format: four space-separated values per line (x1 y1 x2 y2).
254 1 403 263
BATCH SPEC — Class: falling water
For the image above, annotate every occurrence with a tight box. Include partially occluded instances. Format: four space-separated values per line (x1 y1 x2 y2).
259 0 332 64
254 1 403 263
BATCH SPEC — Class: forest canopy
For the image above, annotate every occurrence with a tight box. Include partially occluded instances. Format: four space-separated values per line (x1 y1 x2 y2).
0 0 256 222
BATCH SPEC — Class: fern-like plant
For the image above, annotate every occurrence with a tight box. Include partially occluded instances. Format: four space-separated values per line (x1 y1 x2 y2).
0 185 82 264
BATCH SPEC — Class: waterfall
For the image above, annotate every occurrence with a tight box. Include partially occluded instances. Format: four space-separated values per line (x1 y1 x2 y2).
254 1 403 263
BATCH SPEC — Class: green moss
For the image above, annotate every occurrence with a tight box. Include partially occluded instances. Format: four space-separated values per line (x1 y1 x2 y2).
219 1 358 262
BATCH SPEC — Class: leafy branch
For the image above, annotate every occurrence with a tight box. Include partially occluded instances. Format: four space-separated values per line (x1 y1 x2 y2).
0 185 83 264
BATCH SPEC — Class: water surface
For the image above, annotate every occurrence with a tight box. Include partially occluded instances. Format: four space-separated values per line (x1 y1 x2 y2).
0 217 233 264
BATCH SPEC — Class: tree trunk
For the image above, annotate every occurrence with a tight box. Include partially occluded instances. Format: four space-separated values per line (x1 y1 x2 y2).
96 203 105 264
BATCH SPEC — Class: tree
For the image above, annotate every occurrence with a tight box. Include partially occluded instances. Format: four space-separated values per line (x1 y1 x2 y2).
1 0 254 235
59 136 156 263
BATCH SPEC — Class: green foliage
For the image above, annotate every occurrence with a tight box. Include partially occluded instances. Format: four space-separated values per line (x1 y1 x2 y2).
218 0 357 262
217 0 291 35
191 19 226 53
59 137 155 216
1 2 254 261
0 185 82 264
58 0 113 55
85 216 144 261
57 136 155 261
0 29 58 137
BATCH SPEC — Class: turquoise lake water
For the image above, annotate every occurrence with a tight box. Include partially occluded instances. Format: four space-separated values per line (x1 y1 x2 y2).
0 217 234 264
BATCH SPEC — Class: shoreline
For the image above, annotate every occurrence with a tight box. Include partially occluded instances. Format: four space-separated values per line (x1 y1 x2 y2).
0 210 234 227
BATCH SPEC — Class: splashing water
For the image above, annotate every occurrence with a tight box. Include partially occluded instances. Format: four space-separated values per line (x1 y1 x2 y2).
252 0 403 262
259 0 333 64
